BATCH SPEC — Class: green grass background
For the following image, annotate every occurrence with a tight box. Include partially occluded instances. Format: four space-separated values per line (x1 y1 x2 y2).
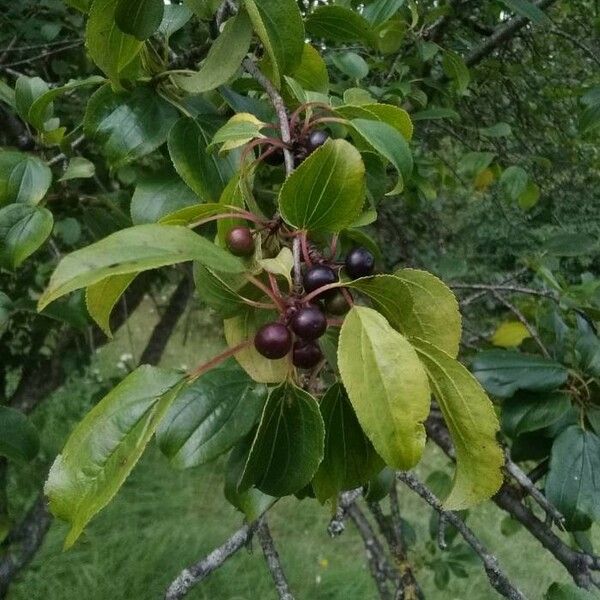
7 297 597 599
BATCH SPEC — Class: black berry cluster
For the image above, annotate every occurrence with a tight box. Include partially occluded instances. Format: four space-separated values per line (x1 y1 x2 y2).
263 128 330 167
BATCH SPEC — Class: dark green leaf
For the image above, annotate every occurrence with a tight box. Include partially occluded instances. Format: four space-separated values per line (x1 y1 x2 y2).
544 233 597 257
545 582 596 600
5 156 52 205
158 4 193 37
472 350 569 398
115 0 164 40
239 383 325 497
501 391 571 437
0 406 39 462
500 0 552 25
157 359 267 469
362 0 405 25
306 6 374 44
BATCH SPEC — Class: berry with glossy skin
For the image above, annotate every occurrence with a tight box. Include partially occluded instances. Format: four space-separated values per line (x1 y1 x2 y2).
325 290 351 315
292 341 323 369
254 323 292 359
303 265 338 294
226 226 255 257
291 305 327 340
307 130 329 153
345 247 375 279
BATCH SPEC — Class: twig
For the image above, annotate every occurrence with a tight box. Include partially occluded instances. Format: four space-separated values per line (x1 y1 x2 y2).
451 283 556 300
549 28 600 68
256 517 295 600
47 135 85 166
397 472 526 600
187 341 252 381
327 488 362 537
1 40 83 68
164 522 258 600
505 456 564 527
491 290 551 359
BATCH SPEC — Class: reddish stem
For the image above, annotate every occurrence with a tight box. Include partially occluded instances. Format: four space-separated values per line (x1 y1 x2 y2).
300 231 312 267
188 341 251 381
329 234 339 259
246 274 286 311
341 287 355 308
302 281 343 304
268 272 282 296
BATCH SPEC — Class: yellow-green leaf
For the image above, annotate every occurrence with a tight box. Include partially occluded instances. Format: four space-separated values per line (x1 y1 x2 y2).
412 338 504 509
491 321 531 348
338 306 431 470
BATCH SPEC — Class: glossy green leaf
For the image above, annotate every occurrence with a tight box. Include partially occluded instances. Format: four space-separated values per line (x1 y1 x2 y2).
115 0 164 40
306 6 374 44
38 224 244 310
290 44 329 94
224 307 290 383
158 4 193 37
239 383 325 496
160 203 243 227
0 204 53 269
85 85 178 169
545 583 596 600
130 170 199 225
59 157 96 182
210 112 266 153
312 384 383 503
546 426 600 530
472 350 569 398
331 52 369 79
279 139 365 233
28 76 105 131
6 156 52 205
86 0 143 84
45 366 183 548
243 0 305 87
157 359 267 469
172 11 252 93
349 118 412 194
168 116 238 202
338 306 431 470
500 0 552 25
15 76 50 123
336 103 413 140
412 338 504 509
502 391 571 437
500 166 528 201
442 50 470 94
0 406 40 462
85 273 137 337
258 247 293 290
363 0 405 25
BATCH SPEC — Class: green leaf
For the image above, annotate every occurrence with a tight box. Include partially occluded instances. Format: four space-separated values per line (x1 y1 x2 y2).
157 359 267 469
336 103 413 140
85 273 137 337
84 85 178 169
312 384 383 503
217 172 249 246
279 139 365 233
59 157 96 182
130 170 199 225
546 426 600 530
412 107 459 121
518 181 540 210
225 436 275 521
472 350 569 398
168 116 239 202
172 11 253 93
306 6 374 44
0 406 40 463
6 156 52 205
45 366 183 548
331 52 369 80
338 306 430 470
349 118 412 194
500 0 552 25
544 233 597 257
28 76 105 131
258 247 293 290
86 0 144 84
210 113 266 153
491 321 531 347
362 0 405 25
224 308 290 383
412 338 504 509
500 166 528 201
115 0 164 40
239 383 325 497
479 122 512 138
502 391 571 437
290 44 329 94
243 0 305 87
159 203 242 227
38 224 244 310
545 582 596 600
15 76 50 123
579 104 600 135
158 4 193 38
442 50 470 94
0 204 53 269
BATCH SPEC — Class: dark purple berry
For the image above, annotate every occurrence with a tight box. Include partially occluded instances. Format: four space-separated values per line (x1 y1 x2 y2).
303 265 338 294
325 290 351 315
226 226 254 257
292 341 323 369
291 305 327 340
307 130 330 153
254 323 292 359
263 147 284 166
345 247 375 279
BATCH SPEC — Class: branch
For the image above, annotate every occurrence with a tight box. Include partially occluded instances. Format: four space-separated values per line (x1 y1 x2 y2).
165 522 258 600
451 283 556 300
464 0 558 68
256 517 295 600
327 488 363 537
397 472 526 600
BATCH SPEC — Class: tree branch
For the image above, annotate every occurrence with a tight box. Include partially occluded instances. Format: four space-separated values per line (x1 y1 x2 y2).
165 522 258 600
256 517 295 600
397 472 526 600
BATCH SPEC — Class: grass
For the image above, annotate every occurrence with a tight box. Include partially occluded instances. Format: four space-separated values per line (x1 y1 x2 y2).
7 295 596 599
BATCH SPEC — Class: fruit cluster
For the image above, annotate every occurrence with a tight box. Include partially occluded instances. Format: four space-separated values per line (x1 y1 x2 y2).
264 129 330 167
